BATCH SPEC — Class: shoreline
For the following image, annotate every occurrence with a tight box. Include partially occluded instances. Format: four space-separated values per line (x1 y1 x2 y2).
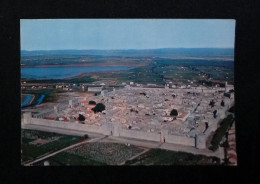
21 63 148 68
21 67 136 80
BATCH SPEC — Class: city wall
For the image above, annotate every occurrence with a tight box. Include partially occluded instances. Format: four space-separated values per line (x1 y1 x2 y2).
33 99 78 118
200 98 234 149
22 97 234 149
24 117 110 135
165 134 194 147
119 128 161 142
22 114 201 148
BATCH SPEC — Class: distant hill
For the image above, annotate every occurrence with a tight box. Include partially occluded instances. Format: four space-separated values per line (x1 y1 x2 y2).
21 48 234 57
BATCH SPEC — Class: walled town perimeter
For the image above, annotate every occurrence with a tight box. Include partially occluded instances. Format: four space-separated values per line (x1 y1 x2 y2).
22 84 234 151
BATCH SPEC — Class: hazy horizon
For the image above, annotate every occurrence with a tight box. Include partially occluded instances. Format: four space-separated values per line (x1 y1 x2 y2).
21 47 234 52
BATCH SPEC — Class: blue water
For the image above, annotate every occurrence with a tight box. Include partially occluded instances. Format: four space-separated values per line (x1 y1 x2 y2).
22 95 32 106
37 94 45 105
21 94 45 111
21 66 134 79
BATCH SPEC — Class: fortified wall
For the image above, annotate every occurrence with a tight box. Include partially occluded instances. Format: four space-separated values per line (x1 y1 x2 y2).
22 112 207 149
193 98 235 149
21 86 234 150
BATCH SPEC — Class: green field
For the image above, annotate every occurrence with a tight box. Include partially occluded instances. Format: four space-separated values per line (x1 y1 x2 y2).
124 149 220 165
21 129 85 163
33 152 105 166
93 59 234 85
33 142 145 166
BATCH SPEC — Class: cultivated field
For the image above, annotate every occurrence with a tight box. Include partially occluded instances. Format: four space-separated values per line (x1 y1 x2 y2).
21 129 85 163
124 149 221 165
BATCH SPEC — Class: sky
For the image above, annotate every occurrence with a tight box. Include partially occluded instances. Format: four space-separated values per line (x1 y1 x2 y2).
20 19 236 50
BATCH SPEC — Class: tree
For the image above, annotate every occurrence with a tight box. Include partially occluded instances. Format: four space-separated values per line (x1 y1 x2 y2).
92 103 105 113
229 106 235 113
213 110 217 118
78 114 85 121
209 115 233 151
170 109 178 116
205 122 209 129
140 92 146 96
221 100 225 107
89 100 96 105
84 134 89 139
209 100 215 108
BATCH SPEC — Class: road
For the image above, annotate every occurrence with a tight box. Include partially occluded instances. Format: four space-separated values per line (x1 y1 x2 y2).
23 135 107 166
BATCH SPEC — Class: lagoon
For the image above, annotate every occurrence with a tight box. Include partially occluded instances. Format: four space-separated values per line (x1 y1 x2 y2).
21 66 134 79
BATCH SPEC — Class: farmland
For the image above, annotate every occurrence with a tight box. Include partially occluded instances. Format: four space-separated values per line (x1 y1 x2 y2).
124 149 221 165
21 129 85 163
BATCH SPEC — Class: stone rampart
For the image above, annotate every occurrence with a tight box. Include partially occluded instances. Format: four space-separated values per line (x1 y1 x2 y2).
119 128 161 142
27 118 110 135
33 109 55 118
22 113 206 149
165 134 195 146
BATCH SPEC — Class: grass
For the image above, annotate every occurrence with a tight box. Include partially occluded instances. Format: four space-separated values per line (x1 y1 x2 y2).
21 137 35 144
209 114 234 151
124 149 220 165
65 142 144 165
21 129 85 162
34 152 106 166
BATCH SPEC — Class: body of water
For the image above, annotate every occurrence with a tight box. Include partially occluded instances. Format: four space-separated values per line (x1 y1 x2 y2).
21 66 134 79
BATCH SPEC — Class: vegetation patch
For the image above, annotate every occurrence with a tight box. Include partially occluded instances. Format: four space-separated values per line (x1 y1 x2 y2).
209 114 234 151
33 152 105 166
170 109 178 116
21 129 85 163
92 103 106 113
124 149 220 165
66 142 144 165
88 100 96 105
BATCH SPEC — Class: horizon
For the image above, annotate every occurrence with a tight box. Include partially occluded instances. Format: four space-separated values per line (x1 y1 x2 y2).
21 47 234 52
